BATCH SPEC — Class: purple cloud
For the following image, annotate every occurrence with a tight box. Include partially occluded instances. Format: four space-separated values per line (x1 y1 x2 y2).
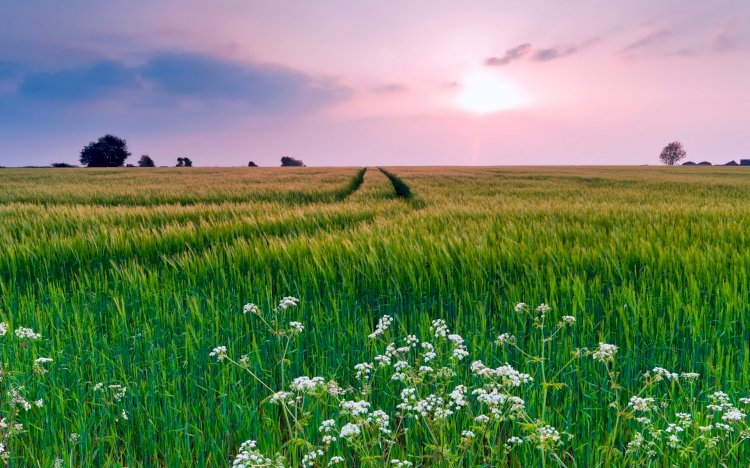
532 38 600 62
487 39 598 66
484 43 532 66
620 29 671 54
10 52 351 113
371 83 408 94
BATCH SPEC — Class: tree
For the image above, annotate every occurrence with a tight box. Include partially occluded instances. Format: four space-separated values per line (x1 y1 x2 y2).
176 157 193 167
248 161 259 167
280 156 305 167
79 134 131 167
138 154 155 167
51 162 77 168
659 141 687 166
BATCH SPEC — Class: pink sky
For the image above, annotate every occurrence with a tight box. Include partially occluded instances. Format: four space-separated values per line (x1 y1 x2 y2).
1 1 749 166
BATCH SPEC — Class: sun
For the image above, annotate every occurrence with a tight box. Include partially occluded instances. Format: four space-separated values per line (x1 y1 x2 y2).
454 72 527 114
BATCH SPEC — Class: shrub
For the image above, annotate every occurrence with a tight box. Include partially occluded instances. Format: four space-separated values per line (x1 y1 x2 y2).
79 135 131 167
138 155 155 167
281 156 305 167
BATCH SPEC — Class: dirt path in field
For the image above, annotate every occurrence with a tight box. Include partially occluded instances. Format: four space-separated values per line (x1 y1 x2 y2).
378 168 413 198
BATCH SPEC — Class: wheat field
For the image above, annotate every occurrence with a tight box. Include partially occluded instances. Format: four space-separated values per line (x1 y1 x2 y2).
1 166 749 466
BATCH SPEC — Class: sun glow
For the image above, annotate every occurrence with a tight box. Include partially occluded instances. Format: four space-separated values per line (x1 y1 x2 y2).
455 72 527 114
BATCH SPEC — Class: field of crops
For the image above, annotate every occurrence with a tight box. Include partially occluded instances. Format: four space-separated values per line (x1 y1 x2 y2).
2 166 750 466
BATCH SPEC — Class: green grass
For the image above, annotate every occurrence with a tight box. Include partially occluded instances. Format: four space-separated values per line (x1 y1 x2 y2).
1 166 749 465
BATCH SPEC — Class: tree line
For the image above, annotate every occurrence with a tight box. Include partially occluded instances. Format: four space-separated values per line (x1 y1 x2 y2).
73 134 305 168
659 141 749 166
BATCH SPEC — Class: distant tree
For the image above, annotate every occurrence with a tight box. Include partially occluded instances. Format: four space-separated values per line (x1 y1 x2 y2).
248 161 259 167
138 154 155 167
280 156 305 167
51 162 77 168
176 157 193 167
659 141 687 166
126 164 135 167
79 134 131 167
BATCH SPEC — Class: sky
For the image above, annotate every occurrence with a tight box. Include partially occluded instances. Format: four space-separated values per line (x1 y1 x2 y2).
1 0 749 167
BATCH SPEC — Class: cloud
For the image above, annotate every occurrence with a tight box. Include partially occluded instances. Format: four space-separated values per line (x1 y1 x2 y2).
139 52 350 111
484 43 531 66
18 60 140 101
665 48 697 58
620 29 671 54
9 52 351 114
712 18 746 53
531 38 600 62
371 83 408 94
486 39 597 66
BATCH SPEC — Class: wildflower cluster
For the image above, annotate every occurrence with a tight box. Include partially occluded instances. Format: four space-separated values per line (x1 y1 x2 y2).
0 323 50 463
623 373 750 463
92 382 130 422
211 299 750 466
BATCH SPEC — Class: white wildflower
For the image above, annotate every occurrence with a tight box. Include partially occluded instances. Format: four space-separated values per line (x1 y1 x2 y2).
536 303 551 314
339 422 361 440
628 396 655 412
431 319 450 338
495 333 515 345
290 376 325 393
232 440 278 468
302 449 324 467
558 316 576 327
391 460 413 467
368 315 393 339
278 296 299 309
269 391 291 405
591 342 618 363
651 367 678 382
367 409 391 434
319 419 336 433
354 362 374 379
288 321 304 334
536 425 561 447
14 327 41 340
340 400 370 417
33 357 53 374
209 346 228 361
722 408 745 422
242 303 260 315
109 385 127 401
452 346 469 360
